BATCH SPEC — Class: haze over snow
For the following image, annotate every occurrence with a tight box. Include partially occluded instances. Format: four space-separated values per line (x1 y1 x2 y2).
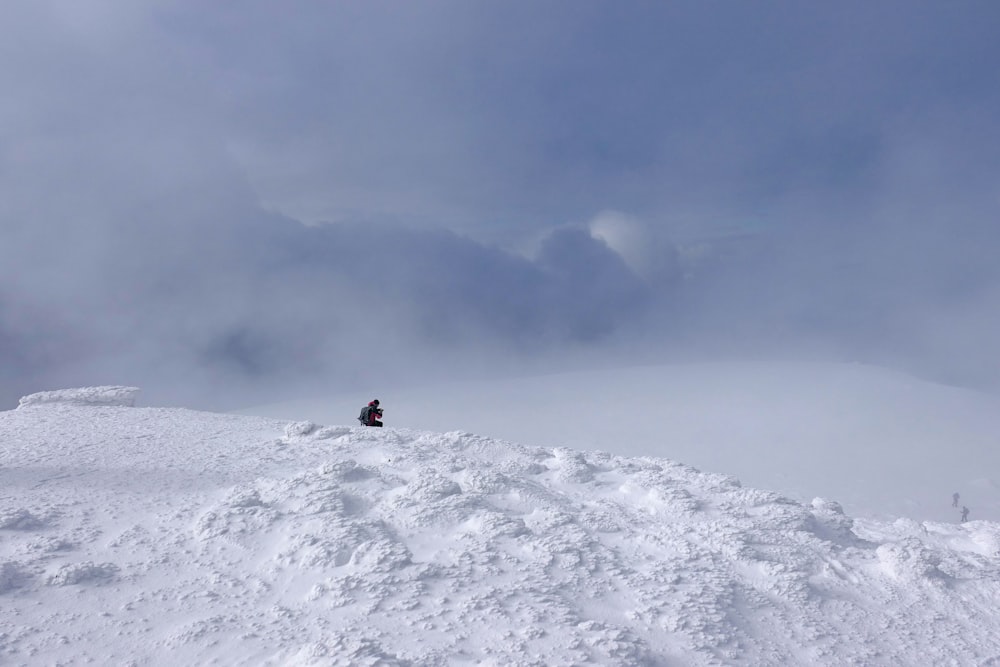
248 361 1000 524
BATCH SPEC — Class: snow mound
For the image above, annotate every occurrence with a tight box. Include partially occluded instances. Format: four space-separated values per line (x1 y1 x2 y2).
0 508 45 530
45 561 120 586
0 561 29 594
17 385 141 408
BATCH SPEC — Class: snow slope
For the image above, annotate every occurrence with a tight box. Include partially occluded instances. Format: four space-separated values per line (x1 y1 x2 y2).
4 387 1000 665
246 362 1000 523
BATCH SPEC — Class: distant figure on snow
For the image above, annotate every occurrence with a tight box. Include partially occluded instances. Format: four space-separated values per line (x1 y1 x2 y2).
953 492 960 507
961 506 970 523
358 399 383 427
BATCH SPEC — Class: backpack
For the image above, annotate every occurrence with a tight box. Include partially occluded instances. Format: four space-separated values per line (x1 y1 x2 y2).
358 405 373 425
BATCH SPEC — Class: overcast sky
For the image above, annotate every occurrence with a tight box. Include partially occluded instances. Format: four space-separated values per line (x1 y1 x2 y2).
2 1 999 408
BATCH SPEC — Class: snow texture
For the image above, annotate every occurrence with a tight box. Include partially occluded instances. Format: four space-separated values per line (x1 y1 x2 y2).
17 385 141 409
2 388 1000 665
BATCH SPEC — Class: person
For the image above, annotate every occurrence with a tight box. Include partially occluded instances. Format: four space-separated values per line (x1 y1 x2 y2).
953 492 960 508
961 506 970 523
358 399 383 427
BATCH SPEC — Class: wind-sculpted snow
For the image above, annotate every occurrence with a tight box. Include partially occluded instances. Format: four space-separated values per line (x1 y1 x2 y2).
2 394 1000 665
17 385 141 408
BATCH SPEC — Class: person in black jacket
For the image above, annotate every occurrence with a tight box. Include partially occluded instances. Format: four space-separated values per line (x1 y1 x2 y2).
359 399 383 427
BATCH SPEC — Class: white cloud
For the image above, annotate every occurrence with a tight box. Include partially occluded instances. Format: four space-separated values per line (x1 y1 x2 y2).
588 210 680 283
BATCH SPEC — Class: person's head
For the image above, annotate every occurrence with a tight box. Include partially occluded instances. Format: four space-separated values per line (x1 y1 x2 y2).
372 399 380 406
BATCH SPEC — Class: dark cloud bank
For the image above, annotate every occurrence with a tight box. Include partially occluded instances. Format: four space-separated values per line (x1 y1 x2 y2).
3 2 1000 408
1 199 655 408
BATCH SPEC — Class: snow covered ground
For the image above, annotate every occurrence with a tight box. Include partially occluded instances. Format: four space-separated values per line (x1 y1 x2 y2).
248 362 1000 524
4 380 1000 665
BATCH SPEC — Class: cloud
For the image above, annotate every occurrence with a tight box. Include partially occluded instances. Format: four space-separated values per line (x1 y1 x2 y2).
2 2 1000 406
1 191 661 408
588 211 681 284
535 227 651 342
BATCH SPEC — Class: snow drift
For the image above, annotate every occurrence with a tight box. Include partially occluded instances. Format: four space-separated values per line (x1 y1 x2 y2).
17 386 141 409
2 387 1000 665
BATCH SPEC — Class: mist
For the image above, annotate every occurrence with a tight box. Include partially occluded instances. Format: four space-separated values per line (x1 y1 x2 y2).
3 1 1000 409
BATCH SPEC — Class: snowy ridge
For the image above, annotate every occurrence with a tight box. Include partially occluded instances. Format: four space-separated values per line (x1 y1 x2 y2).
2 394 1000 665
17 385 141 409
248 362 1000 523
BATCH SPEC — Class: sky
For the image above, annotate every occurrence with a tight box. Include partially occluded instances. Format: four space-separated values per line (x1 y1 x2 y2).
4 386 1000 664
3 1 1000 408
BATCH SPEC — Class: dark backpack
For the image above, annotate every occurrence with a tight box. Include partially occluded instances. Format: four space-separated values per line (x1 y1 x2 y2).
358 406 373 425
